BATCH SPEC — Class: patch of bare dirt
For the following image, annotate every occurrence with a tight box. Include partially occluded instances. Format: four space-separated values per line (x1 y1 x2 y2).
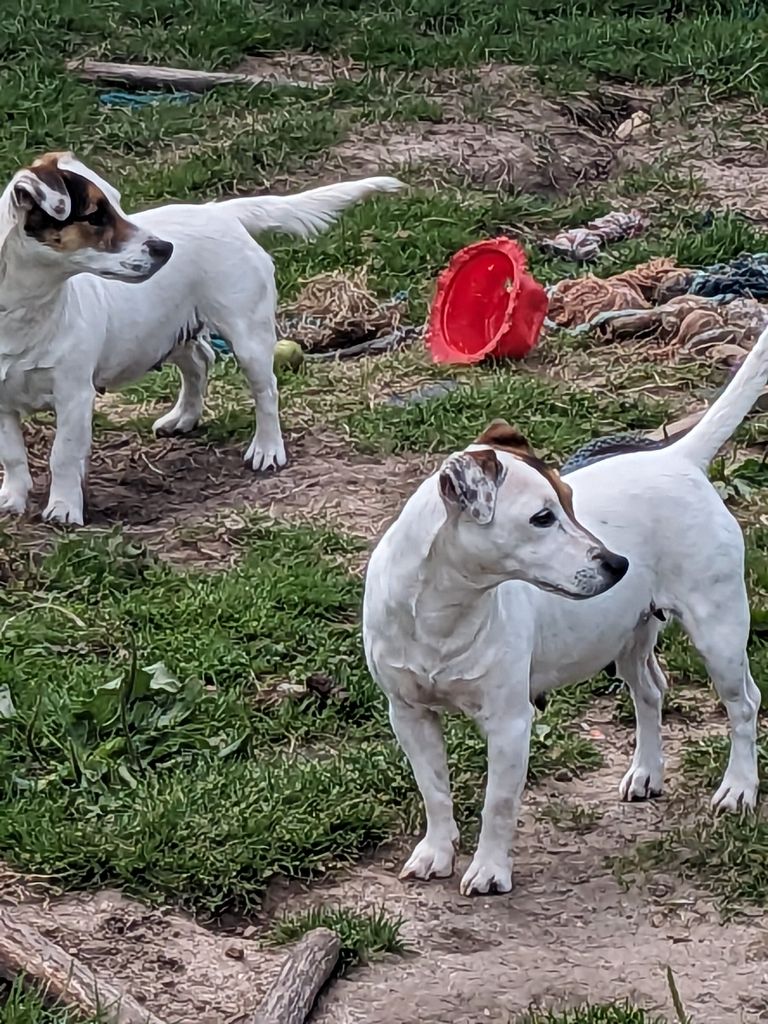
3 890 286 1024
619 97 768 219
260 64 664 195
235 51 365 86
322 114 615 195
264 705 768 1024
16 424 432 565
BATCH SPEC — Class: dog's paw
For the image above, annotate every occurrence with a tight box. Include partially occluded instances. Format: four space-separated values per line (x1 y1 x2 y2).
619 762 664 802
152 409 200 436
712 774 758 813
43 497 84 526
459 855 513 897
245 436 287 473
0 489 28 516
399 837 457 882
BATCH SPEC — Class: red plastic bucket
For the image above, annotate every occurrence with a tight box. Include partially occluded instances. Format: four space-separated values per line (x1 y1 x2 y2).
426 238 548 364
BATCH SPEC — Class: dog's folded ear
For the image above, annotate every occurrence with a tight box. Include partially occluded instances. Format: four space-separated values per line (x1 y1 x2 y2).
439 448 505 525
12 167 71 221
476 418 536 459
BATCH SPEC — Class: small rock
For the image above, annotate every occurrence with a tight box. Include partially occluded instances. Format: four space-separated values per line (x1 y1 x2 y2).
615 110 651 141
225 943 245 960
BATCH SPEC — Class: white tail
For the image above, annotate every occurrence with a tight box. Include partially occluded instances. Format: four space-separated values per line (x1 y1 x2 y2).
671 324 768 468
219 176 404 239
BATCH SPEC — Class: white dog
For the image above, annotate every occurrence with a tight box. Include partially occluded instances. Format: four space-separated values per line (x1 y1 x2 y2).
363 327 766 896
0 151 402 524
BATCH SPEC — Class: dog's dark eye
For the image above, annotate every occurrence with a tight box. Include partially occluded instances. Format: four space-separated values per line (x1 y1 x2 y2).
84 206 108 227
530 508 556 528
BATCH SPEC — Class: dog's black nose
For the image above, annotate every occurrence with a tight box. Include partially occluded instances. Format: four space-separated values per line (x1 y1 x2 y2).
600 551 629 583
147 238 174 262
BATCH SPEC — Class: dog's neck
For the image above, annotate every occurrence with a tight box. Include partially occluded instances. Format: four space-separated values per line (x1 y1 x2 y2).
377 503 508 663
0 214 69 346
417 525 512 639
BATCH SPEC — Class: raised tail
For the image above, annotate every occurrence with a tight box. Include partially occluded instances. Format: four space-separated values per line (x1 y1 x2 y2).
218 176 404 239
671 324 768 469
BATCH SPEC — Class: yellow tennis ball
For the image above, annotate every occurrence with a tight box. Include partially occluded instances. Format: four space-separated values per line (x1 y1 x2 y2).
274 339 304 372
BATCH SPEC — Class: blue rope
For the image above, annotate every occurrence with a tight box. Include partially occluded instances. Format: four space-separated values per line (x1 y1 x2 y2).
99 90 197 109
690 252 768 300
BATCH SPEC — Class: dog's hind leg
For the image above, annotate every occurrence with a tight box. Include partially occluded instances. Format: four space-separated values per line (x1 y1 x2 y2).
0 411 32 515
153 338 214 437
616 620 667 802
389 697 459 881
216 312 286 472
679 582 760 811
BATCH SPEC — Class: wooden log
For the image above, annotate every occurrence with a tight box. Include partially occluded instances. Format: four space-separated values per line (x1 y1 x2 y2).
0 908 166 1024
65 59 317 93
252 927 341 1024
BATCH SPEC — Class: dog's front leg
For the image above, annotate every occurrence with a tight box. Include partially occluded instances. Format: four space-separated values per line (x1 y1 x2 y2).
390 697 460 881
460 696 533 897
0 412 32 515
44 383 95 526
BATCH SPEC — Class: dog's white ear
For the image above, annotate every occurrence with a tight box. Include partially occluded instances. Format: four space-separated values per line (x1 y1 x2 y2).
439 449 505 525
12 168 71 221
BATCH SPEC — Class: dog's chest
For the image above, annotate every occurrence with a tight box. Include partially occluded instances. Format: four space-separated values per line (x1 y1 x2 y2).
367 634 492 716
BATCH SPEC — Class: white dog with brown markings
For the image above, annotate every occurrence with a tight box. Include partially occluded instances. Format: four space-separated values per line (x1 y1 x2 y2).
0 151 402 524
363 328 766 896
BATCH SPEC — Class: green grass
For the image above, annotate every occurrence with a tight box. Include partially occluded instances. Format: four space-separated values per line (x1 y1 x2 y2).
0 981 98 1024
519 1007 665 1024
0 524 602 912
269 905 407 973
345 362 665 456
5 1 768 96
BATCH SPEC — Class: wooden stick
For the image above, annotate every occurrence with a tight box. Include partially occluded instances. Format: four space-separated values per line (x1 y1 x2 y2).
66 59 317 93
647 409 705 442
0 908 166 1024
252 928 341 1024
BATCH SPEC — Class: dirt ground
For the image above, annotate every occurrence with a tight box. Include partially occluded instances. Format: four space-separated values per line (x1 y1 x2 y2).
13 422 432 569
5 708 766 1023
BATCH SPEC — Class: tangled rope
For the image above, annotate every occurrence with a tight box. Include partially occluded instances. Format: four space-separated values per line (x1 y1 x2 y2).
277 268 408 353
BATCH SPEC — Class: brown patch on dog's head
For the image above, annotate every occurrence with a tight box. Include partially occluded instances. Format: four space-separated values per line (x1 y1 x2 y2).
476 418 577 520
476 419 536 458
16 152 136 254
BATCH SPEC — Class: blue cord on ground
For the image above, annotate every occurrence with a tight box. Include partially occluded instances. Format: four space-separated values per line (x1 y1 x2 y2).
99 90 197 109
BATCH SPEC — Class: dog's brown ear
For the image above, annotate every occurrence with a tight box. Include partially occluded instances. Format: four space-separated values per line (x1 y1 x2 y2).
476 418 536 458
12 163 71 221
439 448 505 525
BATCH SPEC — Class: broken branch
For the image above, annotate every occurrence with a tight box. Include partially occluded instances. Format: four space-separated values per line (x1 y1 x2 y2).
252 927 341 1024
65 59 317 93
0 908 167 1024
